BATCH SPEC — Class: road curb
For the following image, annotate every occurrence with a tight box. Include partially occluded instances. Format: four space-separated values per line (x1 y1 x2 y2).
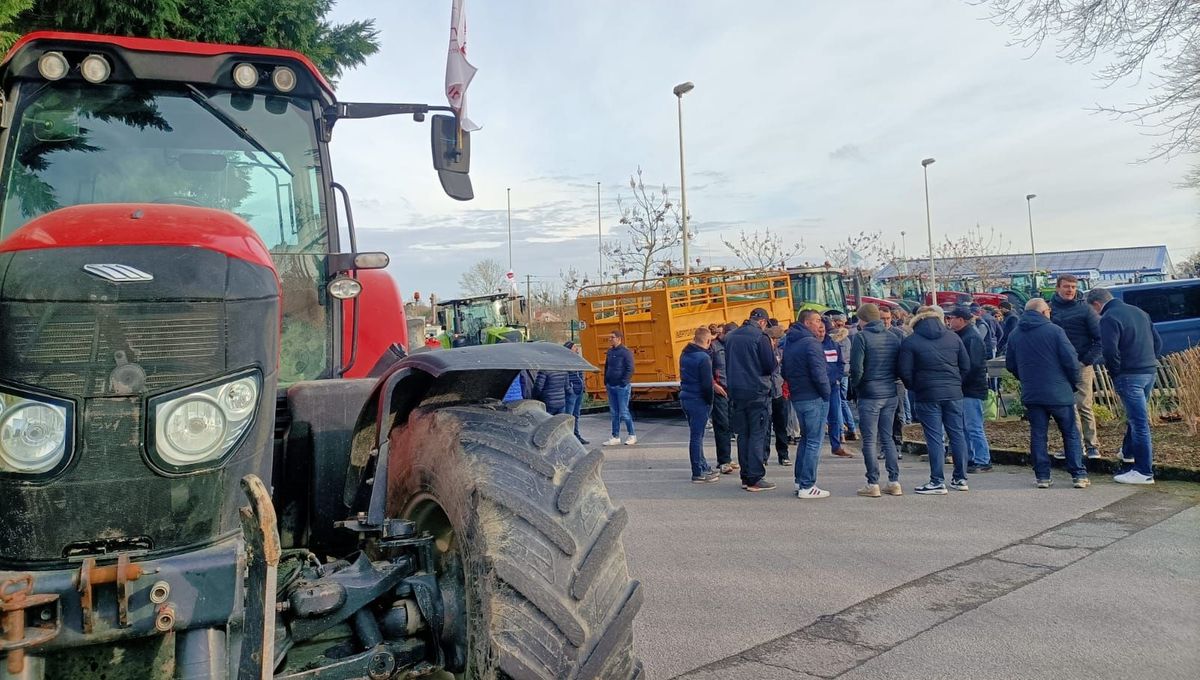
901 439 1200 483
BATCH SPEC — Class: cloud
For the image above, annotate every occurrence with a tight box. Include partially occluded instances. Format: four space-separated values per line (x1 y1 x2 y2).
829 144 864 162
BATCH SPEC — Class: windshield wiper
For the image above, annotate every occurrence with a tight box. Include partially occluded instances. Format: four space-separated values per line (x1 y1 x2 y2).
185 84 293 177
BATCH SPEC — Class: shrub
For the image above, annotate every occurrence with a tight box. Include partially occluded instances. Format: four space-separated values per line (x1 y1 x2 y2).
1092 402 1118 426
1162 346 1200 436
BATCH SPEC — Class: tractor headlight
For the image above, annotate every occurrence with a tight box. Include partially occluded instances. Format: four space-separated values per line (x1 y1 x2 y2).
148 371 260 474
0 388 73 476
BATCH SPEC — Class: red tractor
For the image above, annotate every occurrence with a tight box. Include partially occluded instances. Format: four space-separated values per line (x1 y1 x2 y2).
0 32 642 679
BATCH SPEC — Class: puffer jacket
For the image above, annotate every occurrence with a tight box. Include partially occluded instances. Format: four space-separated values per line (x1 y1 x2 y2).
603 344 635 387
954 325 989 400
782 322 830 401
533 370 569 411
1050 294 1103 366
897 309 970 403
709 337 728 387
849 320 901 399
679 342 715 404
1005 310 1080 406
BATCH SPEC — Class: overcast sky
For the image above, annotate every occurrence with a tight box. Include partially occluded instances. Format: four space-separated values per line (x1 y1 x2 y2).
327 0 1200 299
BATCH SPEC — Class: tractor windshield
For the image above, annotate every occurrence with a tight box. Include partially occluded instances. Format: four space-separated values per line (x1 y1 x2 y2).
0 81 332 382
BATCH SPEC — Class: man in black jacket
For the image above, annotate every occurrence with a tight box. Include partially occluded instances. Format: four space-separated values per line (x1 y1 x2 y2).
849 303 903 497
1087 288 1163 484
947 307 993 473
603 330 636 446
783 310 832 499
998 301 1019 354
1049 275 1104 459
708 323 735 473
724 308 778 492
1005 298 1089 488
898 306 972 495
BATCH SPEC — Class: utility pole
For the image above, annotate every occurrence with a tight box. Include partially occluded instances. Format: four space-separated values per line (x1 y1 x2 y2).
673 81 694 277
597 181 603 282
921 158 937 297
526 273 533 327
1026 194 1038 274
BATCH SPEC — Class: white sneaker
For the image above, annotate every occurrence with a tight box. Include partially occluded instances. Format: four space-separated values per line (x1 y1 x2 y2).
797 486 831 499
603 437 621 446
1119 449 1134 464
624 436 637 446
1050 451 1066 460
1113 470 1154 485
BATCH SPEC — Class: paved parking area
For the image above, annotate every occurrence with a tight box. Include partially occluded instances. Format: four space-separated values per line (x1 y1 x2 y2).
581 410 1200 680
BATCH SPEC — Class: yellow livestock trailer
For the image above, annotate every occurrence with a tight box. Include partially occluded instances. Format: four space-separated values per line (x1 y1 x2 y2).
576 269 794 403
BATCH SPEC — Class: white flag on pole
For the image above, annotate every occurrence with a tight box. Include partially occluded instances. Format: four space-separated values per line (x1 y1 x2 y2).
445 0 479 131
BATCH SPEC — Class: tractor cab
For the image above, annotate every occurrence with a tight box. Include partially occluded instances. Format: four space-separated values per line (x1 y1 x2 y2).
787 265 847 314
434 293 525 346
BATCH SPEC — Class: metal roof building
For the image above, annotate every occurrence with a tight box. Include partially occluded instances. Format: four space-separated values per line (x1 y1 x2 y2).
876 245 1173 283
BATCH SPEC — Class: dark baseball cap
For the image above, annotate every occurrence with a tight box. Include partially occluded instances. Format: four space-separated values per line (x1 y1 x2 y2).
749 308 770 321
947 307 974 320
968 302 982 312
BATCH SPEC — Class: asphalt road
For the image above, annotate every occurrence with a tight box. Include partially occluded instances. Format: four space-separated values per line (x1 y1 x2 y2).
580 409 1200 680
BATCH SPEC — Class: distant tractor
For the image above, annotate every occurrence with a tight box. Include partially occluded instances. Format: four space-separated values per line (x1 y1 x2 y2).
433 292 526 346
787 265 847 313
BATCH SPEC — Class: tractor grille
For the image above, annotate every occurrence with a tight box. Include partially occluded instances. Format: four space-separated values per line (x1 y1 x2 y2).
1 301 226 398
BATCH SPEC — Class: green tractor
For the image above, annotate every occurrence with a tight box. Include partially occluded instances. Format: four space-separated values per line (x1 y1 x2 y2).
435 292 526 347
787 265 848 314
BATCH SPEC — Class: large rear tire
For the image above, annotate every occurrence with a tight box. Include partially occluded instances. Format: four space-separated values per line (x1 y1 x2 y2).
387 400 644 680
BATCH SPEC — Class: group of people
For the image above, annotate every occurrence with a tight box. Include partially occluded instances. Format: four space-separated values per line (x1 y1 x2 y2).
598 273 1162 498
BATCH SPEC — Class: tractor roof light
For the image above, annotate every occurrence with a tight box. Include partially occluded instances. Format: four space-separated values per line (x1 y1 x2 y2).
37 51 69 81
328 275 363 300
232 63 259 89
271 66 297 92
80 54 111 84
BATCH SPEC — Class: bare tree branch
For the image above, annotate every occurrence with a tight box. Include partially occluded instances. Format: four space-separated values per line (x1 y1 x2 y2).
458 257 509 296
603 166 693 284
721 227 804 270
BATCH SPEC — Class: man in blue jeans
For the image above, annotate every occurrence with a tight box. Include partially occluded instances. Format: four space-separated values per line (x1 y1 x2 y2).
1088 288 1163 484
1005 298 1090 488
849 303 904 497
679 327 719 483
946 307 992 473
783 310 832 499
823 318 853 458
898 306 972 494
602 330 636 446
563 341 588 445
725 308 779 492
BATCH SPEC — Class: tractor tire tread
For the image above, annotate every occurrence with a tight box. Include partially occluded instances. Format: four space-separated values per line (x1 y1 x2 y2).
570 507 629 601
557 448 604 514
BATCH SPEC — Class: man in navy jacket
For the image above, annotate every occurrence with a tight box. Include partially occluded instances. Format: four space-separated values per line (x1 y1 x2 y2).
679 327 719 483
947 307 992 473
602 330 636 446
1087 288 1163 484
783 310 832 499
1005 298 1089 488
1050 274 1104 459
898 306 972 495
724 308 778 492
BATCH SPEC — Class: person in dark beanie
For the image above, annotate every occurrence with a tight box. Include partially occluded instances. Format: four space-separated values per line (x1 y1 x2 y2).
680 326 719 483
823 317 853 458
998 301 1019 354
898 305 972 494
1049 274 1104 460
603 330 636 446
764 324 791 465
562 341 588 444
849 303 903 497
1005 298 1090 488
946 307 992 473
784 310 832 499
707 323 734 473
724 308 778 491
1087 287 1163 484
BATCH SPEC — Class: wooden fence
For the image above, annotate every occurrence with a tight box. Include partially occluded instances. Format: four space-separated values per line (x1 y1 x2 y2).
1092 361 1181 418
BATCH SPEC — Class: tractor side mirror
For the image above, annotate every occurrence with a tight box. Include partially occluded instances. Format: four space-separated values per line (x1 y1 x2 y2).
431 114 473 201
327 252 390 276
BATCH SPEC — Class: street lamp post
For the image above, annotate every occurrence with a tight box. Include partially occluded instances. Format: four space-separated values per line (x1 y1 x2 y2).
673 81 694 277
900 230 908 275
506 187 513 276
1025 193 1038 274
921 158 936 297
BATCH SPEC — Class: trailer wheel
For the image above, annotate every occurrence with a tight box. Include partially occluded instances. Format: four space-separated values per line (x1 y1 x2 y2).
387 400 644 680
